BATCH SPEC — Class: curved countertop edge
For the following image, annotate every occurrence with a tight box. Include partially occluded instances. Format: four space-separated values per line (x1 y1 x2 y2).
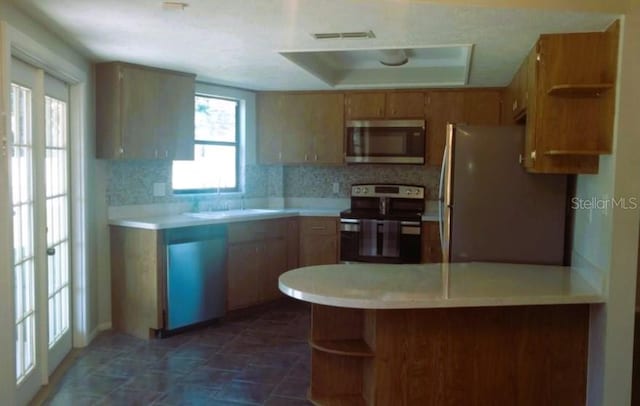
109 208 441 230
278 263 604 310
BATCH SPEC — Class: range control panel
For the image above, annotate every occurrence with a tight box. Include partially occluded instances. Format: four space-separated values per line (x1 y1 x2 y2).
351 184 425 199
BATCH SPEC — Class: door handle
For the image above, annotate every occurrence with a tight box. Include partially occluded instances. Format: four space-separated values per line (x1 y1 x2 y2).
46 247 56 256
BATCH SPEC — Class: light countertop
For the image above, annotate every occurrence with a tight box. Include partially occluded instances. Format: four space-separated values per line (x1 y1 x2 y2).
109 208 440 230
278 262 602 309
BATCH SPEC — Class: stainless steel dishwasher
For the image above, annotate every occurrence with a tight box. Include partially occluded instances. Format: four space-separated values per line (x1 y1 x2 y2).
163 224 227 335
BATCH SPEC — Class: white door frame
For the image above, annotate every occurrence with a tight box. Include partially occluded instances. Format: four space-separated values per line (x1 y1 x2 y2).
0 19 91 405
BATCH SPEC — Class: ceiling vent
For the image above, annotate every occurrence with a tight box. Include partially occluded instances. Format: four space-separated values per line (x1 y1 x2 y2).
311 31 375 40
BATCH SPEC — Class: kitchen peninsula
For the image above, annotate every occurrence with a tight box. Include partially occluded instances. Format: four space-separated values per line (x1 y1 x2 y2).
279 262 602 406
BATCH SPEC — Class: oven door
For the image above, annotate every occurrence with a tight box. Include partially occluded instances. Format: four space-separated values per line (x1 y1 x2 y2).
340 219 422 264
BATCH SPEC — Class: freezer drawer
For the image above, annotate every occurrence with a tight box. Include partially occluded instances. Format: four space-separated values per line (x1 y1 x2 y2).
165 226 226 331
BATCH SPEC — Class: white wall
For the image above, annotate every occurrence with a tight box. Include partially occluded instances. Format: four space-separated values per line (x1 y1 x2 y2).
572 9 640 406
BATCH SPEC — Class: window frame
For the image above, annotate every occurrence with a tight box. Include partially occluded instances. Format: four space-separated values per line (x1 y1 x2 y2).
172 94 240 194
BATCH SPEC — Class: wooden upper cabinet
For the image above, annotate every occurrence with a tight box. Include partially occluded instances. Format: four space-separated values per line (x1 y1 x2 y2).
425 91 463 166
462 90 502 125
425 89 502 166
345 92 386 119
257 92 344 165
386 92 426 118
256 93 285 164
346 91 426 119
504 57 529 124
95 62 196 160
522 21 619 174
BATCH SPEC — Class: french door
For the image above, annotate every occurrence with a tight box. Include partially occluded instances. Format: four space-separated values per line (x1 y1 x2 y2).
11 57 72 404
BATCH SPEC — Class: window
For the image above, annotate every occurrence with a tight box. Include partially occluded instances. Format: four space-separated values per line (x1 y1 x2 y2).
172 95 239 193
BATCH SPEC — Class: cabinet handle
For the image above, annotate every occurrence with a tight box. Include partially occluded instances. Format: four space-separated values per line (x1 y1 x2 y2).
304 154 308 161
518 154 523 165
512 100 518 112
165 150 169 158
278 152 282 161
119 147 124 155
530 150 537 160
154 149 159 158
314 154 318 161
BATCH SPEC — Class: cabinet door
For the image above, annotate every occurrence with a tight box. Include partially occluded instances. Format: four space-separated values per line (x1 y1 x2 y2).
110 227 162 338
345 92 386 119
157 72 195 160
257 93 284 164
311 93 344 164
421 222 442 263
262 238 288 302
279 95 313 163
299 234 338 267
463 90 502 125
227 242 261 310
120 65 160 159
299 217 338 267
120 65 195 160
524 46 539 170
386 92 425 118
287 218 299 270
425 91 464 166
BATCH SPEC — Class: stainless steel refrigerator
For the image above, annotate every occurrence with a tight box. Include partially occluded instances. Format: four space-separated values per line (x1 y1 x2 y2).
438 124 568 265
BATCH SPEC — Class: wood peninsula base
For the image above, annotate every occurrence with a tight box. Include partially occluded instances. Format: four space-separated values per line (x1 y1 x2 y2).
308 303 588 406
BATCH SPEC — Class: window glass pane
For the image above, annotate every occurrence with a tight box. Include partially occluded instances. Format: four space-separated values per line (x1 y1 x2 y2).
195 96 237 143
173 144 237 191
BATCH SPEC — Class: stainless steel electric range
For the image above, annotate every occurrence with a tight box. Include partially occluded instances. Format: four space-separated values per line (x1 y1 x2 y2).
340 184 425 264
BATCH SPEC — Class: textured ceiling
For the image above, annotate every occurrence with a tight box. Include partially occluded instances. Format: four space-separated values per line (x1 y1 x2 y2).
9 0 618 90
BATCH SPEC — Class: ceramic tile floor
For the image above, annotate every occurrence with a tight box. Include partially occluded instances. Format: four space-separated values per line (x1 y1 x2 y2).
42 299 313 406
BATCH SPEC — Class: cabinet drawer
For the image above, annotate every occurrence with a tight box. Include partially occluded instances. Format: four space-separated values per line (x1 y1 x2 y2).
300 217 337 236
228 219 289 244
228 221 267 244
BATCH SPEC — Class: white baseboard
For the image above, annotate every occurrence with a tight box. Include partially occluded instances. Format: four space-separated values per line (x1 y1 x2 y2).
79 322 112 348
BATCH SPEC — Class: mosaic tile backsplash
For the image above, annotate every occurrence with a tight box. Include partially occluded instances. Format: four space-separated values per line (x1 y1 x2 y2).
107 161 440 206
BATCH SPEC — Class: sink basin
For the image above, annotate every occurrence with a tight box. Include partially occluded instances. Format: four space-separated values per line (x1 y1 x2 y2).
183 209 281 219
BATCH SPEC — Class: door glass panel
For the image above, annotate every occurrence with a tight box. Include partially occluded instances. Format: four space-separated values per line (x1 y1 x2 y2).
11 83 37 384
44 95 70 347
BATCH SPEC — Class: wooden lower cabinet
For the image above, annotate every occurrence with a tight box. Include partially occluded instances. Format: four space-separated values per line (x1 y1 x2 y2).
226 218 297 311
110 226 164 339
227 242 262 310
309 304 589 406
421 221 442 263
299 217 339 267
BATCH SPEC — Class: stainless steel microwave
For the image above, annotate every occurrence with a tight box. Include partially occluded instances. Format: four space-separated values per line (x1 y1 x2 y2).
345 120 426 164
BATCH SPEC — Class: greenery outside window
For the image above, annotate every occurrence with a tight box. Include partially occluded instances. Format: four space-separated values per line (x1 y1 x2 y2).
172 95 239 193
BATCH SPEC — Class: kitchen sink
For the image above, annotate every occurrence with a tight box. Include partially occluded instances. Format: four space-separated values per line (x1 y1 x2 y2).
183 208 281 219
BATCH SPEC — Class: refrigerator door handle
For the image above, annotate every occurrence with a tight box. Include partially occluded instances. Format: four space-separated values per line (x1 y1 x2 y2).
438 144 447 255
441 123 455 263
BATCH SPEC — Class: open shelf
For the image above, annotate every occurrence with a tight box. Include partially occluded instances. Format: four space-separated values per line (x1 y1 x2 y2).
544 149 610 156
547 83 613 97
309 392 367 406
310 339 374 357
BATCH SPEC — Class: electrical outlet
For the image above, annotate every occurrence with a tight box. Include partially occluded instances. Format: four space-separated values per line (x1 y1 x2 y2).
332 182 340 194
153 182 166 197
